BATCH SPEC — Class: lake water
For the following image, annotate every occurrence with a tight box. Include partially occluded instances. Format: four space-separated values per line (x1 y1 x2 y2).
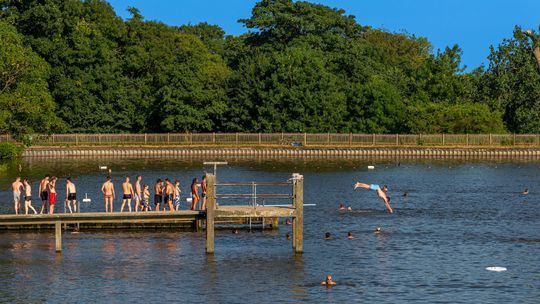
0 157 539 303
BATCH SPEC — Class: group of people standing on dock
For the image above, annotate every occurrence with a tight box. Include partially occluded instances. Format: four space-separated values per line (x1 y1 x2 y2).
101 175 207 213
11 175 76 215
10 174 208 215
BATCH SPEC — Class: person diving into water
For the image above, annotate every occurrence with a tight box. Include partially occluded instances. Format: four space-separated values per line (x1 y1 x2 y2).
353 182 393 213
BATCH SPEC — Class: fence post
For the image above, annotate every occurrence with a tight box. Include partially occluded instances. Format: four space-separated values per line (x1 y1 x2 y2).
489 133 492 146
236 132 239 145
466 134 469 146
75 134 79 146
442 134 445 146
206 173 216 254
144 133 147 145
396 134 399 146
167 133 170 144
349 133 352 146
372 134 375 146
304 133 307 146
513 133 516 146
190 133 193 145
258 133 261 145
213 132 216 144
98 134 101 145
327 132 330 145
418 134 421 146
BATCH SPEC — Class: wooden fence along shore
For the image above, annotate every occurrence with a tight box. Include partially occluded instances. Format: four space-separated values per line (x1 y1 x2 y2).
2 133 540 147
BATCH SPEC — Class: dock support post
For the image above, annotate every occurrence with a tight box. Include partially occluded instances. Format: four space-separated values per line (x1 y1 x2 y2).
292 174 304 254
55 221 62 253
206 174 216 254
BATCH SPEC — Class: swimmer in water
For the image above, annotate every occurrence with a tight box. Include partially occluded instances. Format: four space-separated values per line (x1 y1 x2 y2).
338 203 346 210
374 227 382 234
347 231 353 240
353 182 393 213
347 206 352 211
286 232 291 240
522 188 529 195
285 218 292 225
321 275 336 286
324 232 332 240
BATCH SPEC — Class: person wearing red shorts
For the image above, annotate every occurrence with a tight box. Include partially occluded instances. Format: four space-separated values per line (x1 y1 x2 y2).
49 176 57 214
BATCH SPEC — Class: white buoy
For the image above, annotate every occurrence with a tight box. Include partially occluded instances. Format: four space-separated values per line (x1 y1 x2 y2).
486 266 507 272
99 166 107 170
82 193 91 203
368 165 375 170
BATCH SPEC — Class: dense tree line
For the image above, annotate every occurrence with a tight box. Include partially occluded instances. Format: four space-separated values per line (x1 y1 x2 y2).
0 0 538 136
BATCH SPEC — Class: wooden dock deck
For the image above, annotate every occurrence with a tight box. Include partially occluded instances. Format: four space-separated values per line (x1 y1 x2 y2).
0 173 305 255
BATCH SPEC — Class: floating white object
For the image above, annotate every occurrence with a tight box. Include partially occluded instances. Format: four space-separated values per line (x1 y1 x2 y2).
99 166 107 170
82 193 91 203
186 197 193 203
486 267 507 272
367 165 375 170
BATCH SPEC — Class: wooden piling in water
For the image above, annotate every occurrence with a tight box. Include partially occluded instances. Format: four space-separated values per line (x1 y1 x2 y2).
55 221 62 253
292 174 304 254
206 174 216 254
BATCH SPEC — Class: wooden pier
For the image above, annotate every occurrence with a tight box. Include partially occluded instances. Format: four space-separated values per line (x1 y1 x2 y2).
0 173 304 254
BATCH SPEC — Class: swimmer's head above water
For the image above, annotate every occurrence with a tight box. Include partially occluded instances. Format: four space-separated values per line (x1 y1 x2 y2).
374 227 381 233
325 232 332 240
322 275 336 286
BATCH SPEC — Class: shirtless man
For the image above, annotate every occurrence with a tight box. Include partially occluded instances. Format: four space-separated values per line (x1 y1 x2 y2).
102 176 115 213
164 179 174 212
49 176 58 214
134 175 142 212
353 182 393 213
191 178 199 210
12 177 23 214
23 179 38 214
173 180 181 211
66 177 77 213
38 175 50 214
121 176 134 212
201 175 207 210
154 179 163 211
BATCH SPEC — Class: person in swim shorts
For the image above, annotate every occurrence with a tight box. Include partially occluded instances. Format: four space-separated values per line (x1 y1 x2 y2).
353 182 393 213
173 180 181 211
134 175 142 212
121 176 134 212
49 176 57 214
191 178 199 210
23 178 38 214
38 174 50 214
12 177 23 214
142 184 151 211
201 175 207 210
65 177 77 213
102 176 115 212
154 179 163 211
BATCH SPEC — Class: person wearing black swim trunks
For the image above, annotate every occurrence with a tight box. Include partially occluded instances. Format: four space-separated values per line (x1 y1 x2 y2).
121 176 134 212
201 175 207 210
38 175 50 214
154 179 163 211
66 177 77 213
163 178 174 212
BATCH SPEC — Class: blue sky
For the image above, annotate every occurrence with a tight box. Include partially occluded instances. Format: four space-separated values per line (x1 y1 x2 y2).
108 0 540 70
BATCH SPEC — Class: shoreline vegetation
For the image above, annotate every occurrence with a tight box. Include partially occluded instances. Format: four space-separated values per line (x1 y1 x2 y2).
1 1 540 138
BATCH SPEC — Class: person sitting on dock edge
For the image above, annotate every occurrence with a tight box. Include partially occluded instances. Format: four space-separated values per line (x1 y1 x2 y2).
353 182 393 213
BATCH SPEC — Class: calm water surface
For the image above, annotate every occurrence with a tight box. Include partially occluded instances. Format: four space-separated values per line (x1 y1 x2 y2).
0 157 539 303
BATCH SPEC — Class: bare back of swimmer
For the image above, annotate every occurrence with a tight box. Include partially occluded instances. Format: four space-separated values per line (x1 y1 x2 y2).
354 182 393 213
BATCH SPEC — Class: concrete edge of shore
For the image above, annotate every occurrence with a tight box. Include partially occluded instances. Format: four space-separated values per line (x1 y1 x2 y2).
22 147 540 158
